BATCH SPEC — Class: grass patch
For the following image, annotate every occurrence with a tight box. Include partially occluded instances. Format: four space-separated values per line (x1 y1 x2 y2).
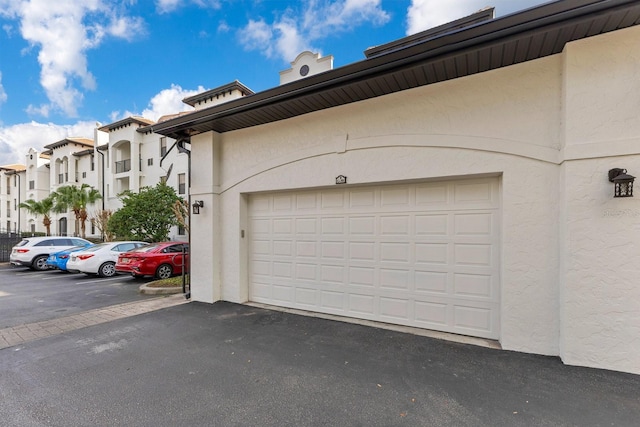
146 275 188 288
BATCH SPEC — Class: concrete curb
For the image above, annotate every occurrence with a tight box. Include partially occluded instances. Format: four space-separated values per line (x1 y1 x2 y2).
138 283 183 295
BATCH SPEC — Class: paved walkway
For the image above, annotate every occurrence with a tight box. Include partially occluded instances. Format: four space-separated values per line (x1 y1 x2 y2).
0 294 189 349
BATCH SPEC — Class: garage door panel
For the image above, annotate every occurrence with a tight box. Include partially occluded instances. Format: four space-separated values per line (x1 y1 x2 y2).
380 216 411 239
453 273 494 298
321 191 345 209
349 189 376 207
349 241 375 261
453 305 494 334
414 270 448 293
249 178 500 340
348 266 375 286
415 183 449 206
321 290 345 311
415 214 448 235
381 187 410 207
296 241 317 257
454 244 494 266
414 301 448 326
349 216 376 234
454 212 494 235
321 264 345 284
379 296 411 320
321 217 345 234
379 268 411 290
321 241 346 259
415 243 449 264
348 293 376 315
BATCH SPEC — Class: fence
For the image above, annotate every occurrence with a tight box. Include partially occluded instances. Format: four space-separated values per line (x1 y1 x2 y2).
0 230 23 262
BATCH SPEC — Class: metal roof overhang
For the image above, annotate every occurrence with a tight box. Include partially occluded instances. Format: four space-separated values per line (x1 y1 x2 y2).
152 0 640 140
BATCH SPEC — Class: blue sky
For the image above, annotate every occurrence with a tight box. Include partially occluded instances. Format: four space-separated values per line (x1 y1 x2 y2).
0 0 548 165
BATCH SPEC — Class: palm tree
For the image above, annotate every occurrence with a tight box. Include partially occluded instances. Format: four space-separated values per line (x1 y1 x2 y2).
52 184 102 238
19 197 56 236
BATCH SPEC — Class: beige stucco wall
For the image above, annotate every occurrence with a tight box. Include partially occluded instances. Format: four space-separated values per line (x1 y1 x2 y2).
189 25 640 374
559 25 640 374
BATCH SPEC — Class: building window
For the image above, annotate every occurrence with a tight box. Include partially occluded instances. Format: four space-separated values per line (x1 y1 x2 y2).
160 137 167 157
6 201 10 218
82 172 87 178
178 225 185 236
6 177 10 195
91 155 95 171
178 173 186 194
147 158 153 166
31 224 35 233
29 180 35 190
91 220 95 235
13 199 16 210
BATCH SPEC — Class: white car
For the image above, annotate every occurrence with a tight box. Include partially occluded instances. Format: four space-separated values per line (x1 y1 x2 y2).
66 241 148 277
10 236 92 271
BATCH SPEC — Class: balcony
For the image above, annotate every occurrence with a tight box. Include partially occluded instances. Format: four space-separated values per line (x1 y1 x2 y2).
115 159 131 174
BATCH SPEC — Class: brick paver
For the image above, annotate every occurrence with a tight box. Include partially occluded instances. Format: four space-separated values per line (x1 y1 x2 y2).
0 295 189 350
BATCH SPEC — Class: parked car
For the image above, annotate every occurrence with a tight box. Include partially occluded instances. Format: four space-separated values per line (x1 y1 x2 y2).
46 245 95 271
66 241 149 277
116 242 189 279
10 236 92 271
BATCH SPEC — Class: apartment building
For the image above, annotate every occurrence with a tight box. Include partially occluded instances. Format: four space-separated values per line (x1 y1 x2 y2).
0 81 253 240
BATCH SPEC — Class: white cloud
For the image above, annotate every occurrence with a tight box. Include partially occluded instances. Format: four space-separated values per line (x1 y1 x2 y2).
155 0 221 14
0 0 146 118
110 84 205 122
238 0 390 62
0 72 7 105
0 120 96 166
0 84 205 166
238 20 275 58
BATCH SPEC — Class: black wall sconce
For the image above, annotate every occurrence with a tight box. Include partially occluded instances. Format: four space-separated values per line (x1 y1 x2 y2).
192 200 204 214
608 168 635 198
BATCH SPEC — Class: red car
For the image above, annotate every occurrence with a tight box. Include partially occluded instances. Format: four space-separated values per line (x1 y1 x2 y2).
115 242 189 279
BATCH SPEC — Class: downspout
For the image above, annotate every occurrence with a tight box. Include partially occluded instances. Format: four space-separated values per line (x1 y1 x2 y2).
16 172 21 233
96 148 105 210
177 138 191 299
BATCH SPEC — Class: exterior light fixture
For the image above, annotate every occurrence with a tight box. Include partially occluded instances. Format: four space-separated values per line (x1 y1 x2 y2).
608 168 635 198
192 200 204 214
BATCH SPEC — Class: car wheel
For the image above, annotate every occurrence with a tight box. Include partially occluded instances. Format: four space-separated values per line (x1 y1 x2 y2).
32 255 49 271
98 262 116 278
155 264 173 279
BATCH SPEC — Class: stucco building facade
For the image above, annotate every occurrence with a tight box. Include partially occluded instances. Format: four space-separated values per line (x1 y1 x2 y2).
154 0 640 374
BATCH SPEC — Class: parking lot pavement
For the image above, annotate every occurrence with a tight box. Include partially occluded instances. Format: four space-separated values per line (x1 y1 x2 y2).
0 264 164 329
0 294 188 349
1 301 639 426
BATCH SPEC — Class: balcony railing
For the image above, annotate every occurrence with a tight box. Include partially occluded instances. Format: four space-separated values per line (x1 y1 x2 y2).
115 159 131 173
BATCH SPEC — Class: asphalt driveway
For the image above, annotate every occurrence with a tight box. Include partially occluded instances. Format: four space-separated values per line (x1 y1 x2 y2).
1 301 638 426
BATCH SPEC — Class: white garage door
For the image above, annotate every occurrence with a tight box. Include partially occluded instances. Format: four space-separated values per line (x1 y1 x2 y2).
248 178 500 339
